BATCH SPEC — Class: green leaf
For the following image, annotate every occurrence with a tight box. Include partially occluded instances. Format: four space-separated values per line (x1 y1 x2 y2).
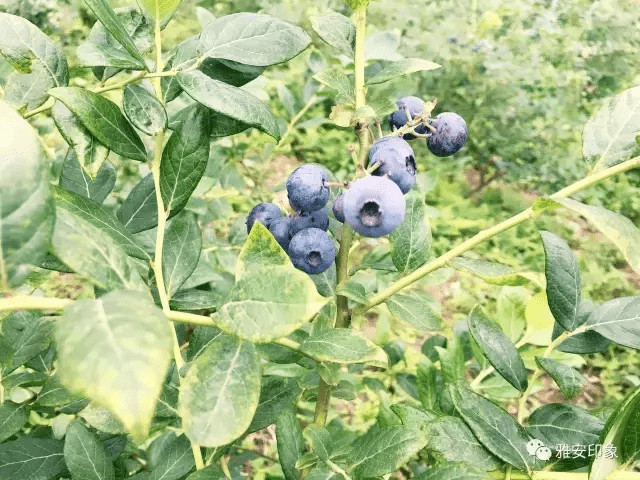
386 290 442 333
0 401 29 443
2 371 48 390
117 174 159 233
56 290 173 441
390 191 431 273
415 463 488 480
248 376 301 432
540 231 583 331
535 357 585 398
313 69 354 104
390 404 437 428
310 263 336 298
424 416 503 471
448 256 528 286
177 70 280 141
197 13 311 67
36 375 84 407
552 301 611 354
496 287 528 343
0 438 65 479
584 85 640 172
168 103 250 138
79 404 126 434
555 198 640 277
186 465 226 480
215 266 327 342
310 12 355 57
366 58 441 85
54 186 149 260
166 289 221 311
235 219 290 280
137 0 182 27
83 0 148 70
52 206 145 290
586 296 640 349
59 150 115 204
276 410 304 480
335 280 367 304
590 385 640 479
528 404 603 470
416 359 438 410
0 102 55 287
0 13 68 110
345 426 427 478
523 292 556 346
299 329 387 367
49 87 147 162
178 333 261 447
160 104 210 213
2 311 54 372
53 102 111 178
77 8 153 72
468 306 528 392
448 383 536 473
123 85 168 136
64 420 115 480
162 212 202 297
148 434 195 480
436 335 465 383
303 425 332 461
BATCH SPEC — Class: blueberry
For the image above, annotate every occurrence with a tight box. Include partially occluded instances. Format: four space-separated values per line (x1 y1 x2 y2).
286 165 330 212
332 194 345 223
427 112 467 157
288 228 336 274
269 217 293 251
343 176 406 237
246 203 281 233
388 96 428 140
368 137 416 194
289 209 330 237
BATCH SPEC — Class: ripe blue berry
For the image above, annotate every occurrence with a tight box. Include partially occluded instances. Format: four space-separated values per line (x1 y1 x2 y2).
388 96 428 140
368 137 416 194
246 203 281 233
427 112 467 157
332 194 345 223
289 209 330 237
288 228 336 274
286 165 330 213
344 176 406 237
269 217 293 251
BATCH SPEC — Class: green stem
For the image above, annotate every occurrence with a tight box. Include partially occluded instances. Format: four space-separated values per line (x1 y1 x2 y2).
353 155 640 316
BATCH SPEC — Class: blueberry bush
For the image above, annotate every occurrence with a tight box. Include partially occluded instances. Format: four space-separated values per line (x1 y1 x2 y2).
1 0 640 479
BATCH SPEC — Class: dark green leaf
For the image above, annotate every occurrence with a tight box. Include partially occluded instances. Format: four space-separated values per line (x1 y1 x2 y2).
177 70 280 141
148 434 195 480
162 212 202 297
416 359 438 410
0 13 68 110
56 290 173 441
178 333 261 447
64 420 115 480
197 13 310 67
167 289 221 311
0 401 28 443
83 0 148 70
468 306 528 391
386 290 442 332
248 376 301 432
448 383 536 473
540 231 583 331
303 425 332 461
186 326 224 361
313 69 354 104
0 438 65 479
160 104 210 213
123 85 167 136
59 150 115 204
276 410 303 480
49 87 147 161
299 329 387 367
335 280 367 304
310 12 355 57
390 191 431 273
36 375 84 407
2 311 54 372
186 465 226 480
587 296 640 349
436 334 465 383
0 102 55 287
415 463 488 480
389 404 437 428
345 426 427 478
310 263 336 298
552 301 610 353
2 371 48 390
117 173 159 233
535 357 585 398
55 186 149 260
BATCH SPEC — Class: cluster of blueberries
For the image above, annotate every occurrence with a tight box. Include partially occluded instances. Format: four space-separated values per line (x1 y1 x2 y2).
246 96 467 275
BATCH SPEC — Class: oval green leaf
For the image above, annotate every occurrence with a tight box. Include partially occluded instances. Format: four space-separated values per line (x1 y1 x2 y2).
386 290 442 333
366 58 441 85
310 12 355 57
535 356 585 398
123 85 168 136
299 329 388 367
59 149 115 204
162 212 202 297
64 420 115 480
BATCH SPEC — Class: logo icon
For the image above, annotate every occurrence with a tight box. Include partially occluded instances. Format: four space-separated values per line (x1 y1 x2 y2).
527 439 552 460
